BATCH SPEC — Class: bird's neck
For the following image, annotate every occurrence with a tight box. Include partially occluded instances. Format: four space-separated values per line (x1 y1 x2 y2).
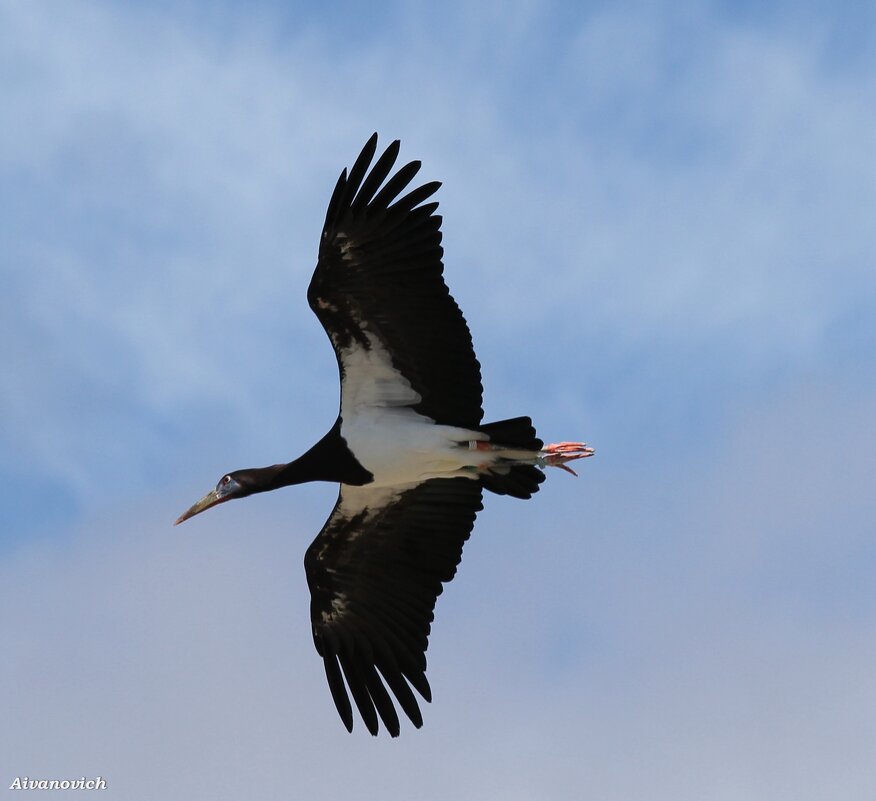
255 418 372 491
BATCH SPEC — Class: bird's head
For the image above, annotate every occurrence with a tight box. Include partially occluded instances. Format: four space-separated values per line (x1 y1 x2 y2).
174 471 255 525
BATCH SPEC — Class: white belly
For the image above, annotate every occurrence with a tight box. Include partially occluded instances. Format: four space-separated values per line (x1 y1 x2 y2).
341 408 486 487
337 326 490 486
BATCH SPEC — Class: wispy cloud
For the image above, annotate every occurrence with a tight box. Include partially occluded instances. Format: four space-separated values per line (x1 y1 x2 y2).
2 1 875 795
3 1 874 503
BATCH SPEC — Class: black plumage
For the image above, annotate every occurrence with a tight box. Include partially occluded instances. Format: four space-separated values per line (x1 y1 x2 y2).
305 479 483 736
309 132 483 429
174 134 593 737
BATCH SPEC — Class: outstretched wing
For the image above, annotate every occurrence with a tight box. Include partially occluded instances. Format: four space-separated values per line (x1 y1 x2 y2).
308 133 483 428
304 478 484 736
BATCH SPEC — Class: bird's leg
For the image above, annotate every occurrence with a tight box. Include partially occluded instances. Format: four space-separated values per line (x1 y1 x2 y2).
538 442 595 476
467 438 594 475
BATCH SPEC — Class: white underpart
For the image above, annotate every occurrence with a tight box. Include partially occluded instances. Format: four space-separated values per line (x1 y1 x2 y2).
337 329 496 487
337 483 410 519
320 483 419 624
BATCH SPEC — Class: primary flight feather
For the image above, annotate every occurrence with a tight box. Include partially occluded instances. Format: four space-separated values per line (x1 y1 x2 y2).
176 134 593 736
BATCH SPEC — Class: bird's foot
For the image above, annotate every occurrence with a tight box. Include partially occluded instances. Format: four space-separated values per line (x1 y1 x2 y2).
539 442 595 476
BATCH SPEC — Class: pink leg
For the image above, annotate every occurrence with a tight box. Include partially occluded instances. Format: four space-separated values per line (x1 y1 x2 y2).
540 441 595 476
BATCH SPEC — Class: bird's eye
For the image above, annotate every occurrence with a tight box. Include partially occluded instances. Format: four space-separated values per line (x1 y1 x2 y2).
220 475 231 487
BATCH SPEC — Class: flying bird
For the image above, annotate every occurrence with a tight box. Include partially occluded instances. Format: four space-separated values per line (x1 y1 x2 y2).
176 134 593 736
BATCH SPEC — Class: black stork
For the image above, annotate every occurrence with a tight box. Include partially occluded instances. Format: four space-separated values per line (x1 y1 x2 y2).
176 134 593 736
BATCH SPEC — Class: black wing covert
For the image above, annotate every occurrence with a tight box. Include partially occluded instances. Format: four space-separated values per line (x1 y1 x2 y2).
304 478 484 736
308 133 483 428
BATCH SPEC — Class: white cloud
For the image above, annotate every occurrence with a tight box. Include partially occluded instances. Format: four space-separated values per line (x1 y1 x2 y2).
2 0 874 502
2 3 874 791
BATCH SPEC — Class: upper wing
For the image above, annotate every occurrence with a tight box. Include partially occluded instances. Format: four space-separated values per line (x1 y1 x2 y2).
304 478 484 736
308 133 483 428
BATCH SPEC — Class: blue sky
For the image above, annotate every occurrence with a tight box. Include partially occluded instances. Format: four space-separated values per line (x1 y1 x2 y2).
2 1 875 798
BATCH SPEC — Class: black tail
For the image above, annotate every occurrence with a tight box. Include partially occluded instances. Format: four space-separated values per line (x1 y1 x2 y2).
478 416 545 500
